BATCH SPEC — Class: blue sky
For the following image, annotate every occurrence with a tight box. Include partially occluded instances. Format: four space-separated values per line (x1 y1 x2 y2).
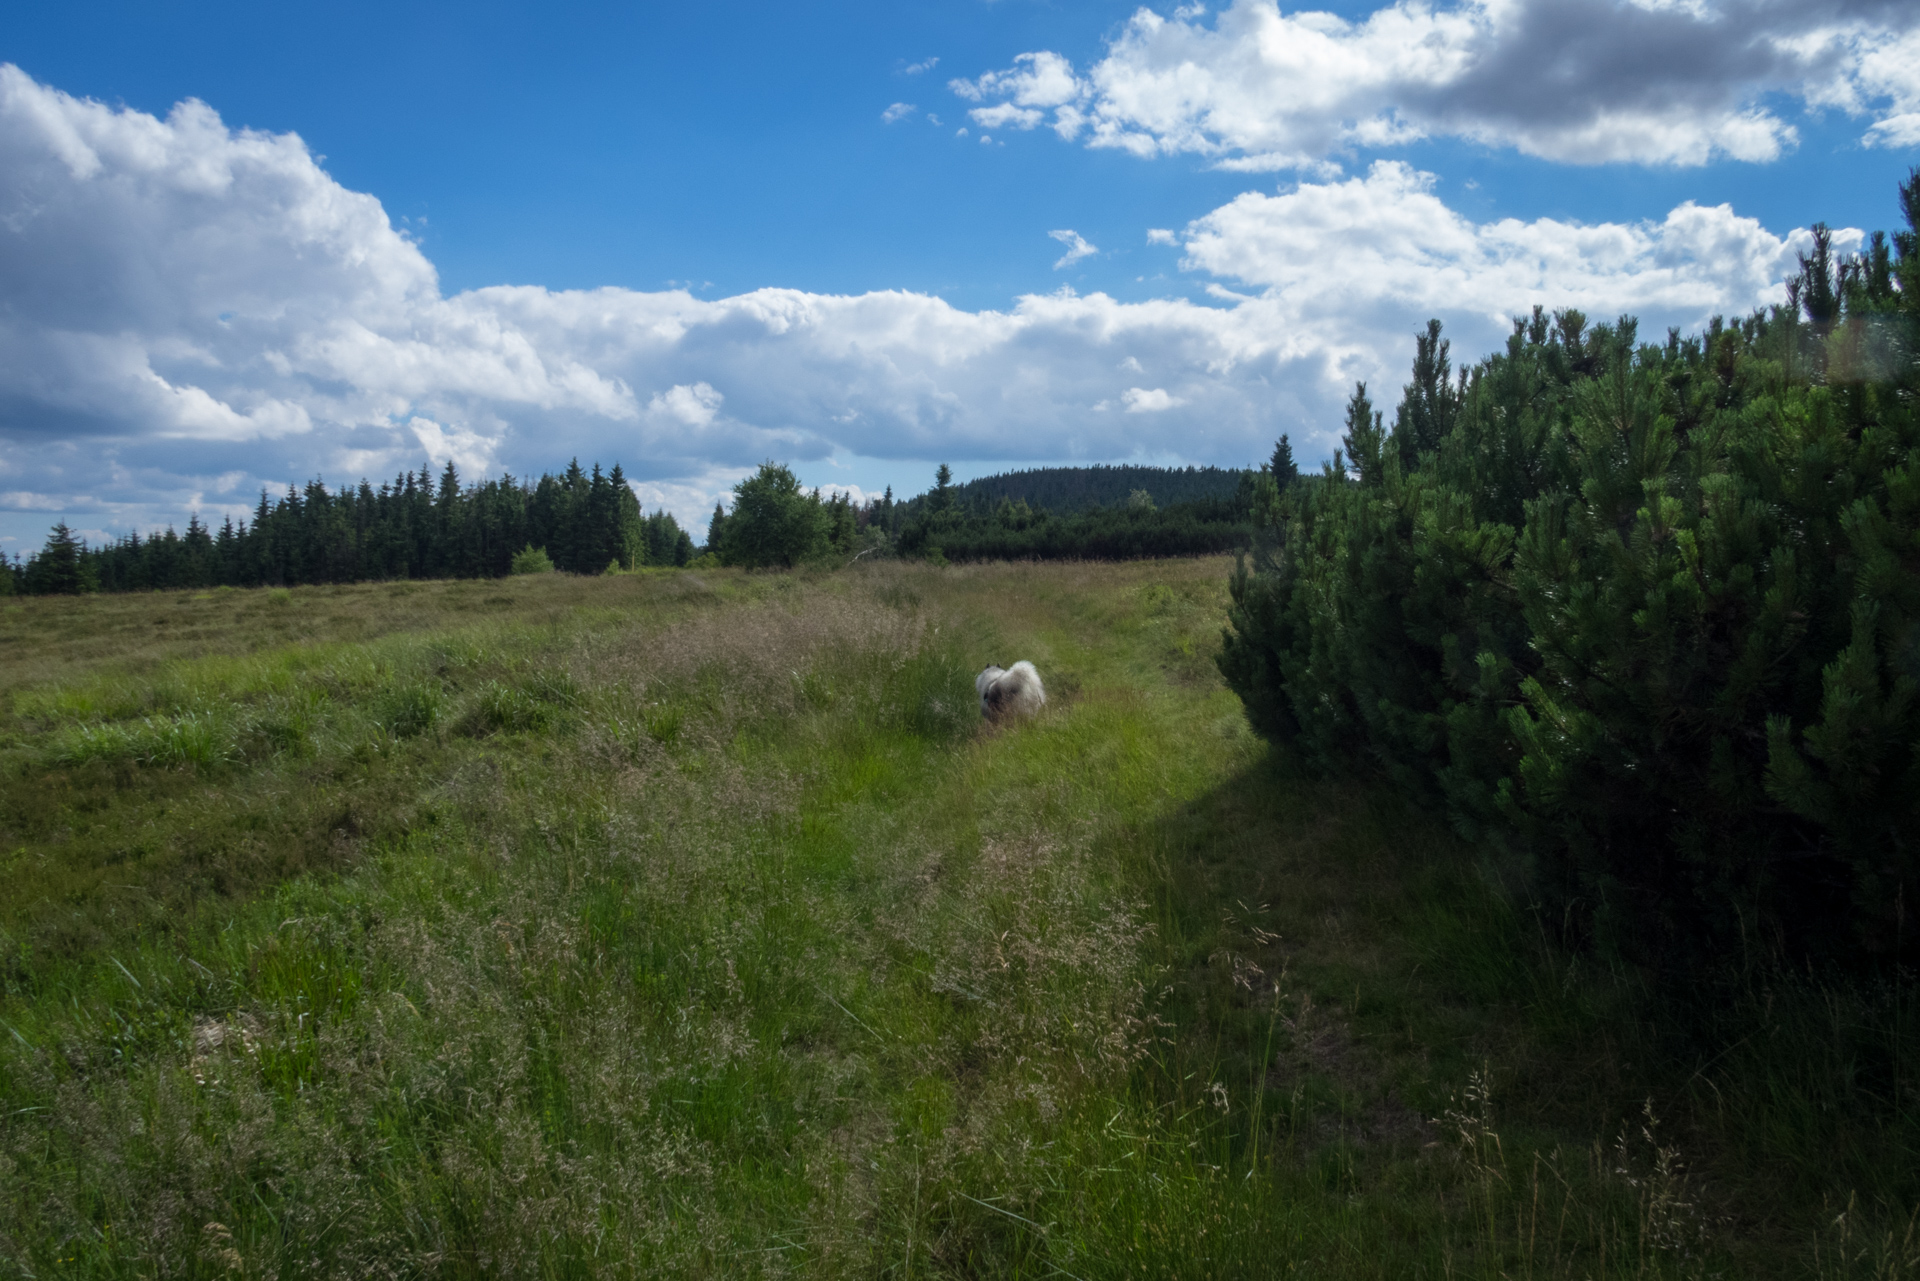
13 3 1224 305
2 0 1917 550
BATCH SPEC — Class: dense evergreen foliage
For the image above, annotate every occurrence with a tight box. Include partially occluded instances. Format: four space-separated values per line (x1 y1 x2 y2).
1220 173 1920 966
6 460 694 593
895 493 1252 562
945 463 1250 514
700 460 1256 568
9 457 1262 591
871 462 1256 563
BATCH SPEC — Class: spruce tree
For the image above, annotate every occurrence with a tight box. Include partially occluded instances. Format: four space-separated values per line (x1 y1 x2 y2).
828 492 856 552
27 522 86 595
1269 433 1299 487
608 463 643 569
432 460 462 577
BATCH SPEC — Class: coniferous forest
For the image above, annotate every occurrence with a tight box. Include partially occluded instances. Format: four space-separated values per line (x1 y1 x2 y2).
941 462 1252 514
701 461 1267 569
892 489 1253 563
2 459 694 595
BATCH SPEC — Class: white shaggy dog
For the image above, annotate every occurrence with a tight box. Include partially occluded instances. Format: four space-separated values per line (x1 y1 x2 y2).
976 661 1047 719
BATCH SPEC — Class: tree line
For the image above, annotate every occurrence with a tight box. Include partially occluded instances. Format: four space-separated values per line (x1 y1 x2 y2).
1219 170 1920 968
702 461 1266 568
2 459 693 595
5 453 1276 593
944 463 1253 514
892 474 1253 563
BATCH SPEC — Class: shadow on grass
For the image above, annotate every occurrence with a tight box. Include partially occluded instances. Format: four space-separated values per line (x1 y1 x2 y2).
1116 746 1920 1276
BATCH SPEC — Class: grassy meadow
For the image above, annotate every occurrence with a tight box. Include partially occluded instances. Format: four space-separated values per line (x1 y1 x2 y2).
0 561 1914 1278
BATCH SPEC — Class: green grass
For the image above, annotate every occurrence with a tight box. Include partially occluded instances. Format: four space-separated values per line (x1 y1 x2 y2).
0 562 1913 1278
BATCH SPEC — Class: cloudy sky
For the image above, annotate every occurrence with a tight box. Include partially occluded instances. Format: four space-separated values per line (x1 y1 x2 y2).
2 0 1916 552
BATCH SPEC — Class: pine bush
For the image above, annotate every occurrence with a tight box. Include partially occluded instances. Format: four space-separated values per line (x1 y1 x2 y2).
1221 172 1920 965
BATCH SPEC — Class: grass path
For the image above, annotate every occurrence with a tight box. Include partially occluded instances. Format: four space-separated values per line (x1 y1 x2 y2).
0 561 1910 1277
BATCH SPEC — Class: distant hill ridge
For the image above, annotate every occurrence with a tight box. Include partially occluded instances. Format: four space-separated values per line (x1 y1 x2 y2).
946 464 1250 514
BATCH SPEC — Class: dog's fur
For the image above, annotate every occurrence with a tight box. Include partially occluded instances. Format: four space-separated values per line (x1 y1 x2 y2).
976 661 1047 719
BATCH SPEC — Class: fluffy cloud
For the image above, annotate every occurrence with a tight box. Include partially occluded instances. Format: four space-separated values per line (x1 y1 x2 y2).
950 0 1920 168
0 66 1821 546
1182 160 1826 320
950 52 1083 114
1842 26 1920 147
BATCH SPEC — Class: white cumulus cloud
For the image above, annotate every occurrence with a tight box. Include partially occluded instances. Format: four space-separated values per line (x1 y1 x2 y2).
950 0 1920 168
881 102 917 124
1179 160 1827 320
951 51 1084 110
0 65 1835 544
1842 26 1920 147
952 51 1093 141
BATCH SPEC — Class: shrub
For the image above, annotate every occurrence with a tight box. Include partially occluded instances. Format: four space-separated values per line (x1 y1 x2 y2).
1220 174 1920 965
510 545 556 575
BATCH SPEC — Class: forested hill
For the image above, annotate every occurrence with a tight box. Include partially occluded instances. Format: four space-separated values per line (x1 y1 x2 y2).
946 465 1249 514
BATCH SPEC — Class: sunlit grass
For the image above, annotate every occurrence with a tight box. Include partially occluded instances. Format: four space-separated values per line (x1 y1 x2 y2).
0 561 1912 1277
